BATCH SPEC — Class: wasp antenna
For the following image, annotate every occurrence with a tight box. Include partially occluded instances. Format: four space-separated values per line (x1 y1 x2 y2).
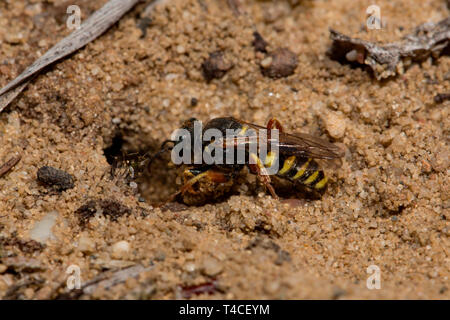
147 140 175 172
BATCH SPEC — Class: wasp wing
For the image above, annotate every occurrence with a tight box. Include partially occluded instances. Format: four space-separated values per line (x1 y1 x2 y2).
232 118 345 160
274 131 344 159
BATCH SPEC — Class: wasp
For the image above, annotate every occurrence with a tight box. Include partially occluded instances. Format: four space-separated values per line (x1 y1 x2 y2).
149 117 344 205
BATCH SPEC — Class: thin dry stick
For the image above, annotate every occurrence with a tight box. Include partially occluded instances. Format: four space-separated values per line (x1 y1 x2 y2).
0 82 30 113
0 155 22 178
0 0 143 113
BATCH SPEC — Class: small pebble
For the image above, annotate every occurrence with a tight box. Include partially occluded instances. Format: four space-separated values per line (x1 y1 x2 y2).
369 221 378 229
176 45 186 54
29 211 59 244
78 233 96 254
264 281 280 295
111 240 131 260
0 265 7 274
111 82 124 91
112 117 121 124
202 257 223 277
5 32 24 44
261 48 298 78
165 73 179 81
260 56 273 68
202 51 233 81
38 39 47 48
323 111 346 139
184 262 196 273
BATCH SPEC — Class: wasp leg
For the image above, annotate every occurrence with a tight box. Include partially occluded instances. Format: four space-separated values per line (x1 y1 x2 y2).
267 118 284 133
248 154 279 200
163 168 229 205
164 170 208 203
181 168 229 195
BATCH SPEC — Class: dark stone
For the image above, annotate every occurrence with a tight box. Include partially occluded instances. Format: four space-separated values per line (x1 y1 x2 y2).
37 166 74 190
261 48 298 79
202 51 233 81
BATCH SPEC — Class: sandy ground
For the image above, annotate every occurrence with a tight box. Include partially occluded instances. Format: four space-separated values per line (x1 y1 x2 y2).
0 0 449 299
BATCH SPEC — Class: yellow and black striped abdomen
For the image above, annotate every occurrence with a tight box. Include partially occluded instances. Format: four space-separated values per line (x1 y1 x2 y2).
274 155 328 192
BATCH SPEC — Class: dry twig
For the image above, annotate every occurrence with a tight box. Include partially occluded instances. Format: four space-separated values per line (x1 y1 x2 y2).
0 155 21 178
329 17 450 80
